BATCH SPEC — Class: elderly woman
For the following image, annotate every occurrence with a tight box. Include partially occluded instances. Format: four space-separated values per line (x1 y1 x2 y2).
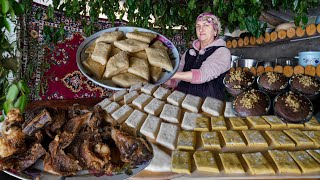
167 12 231 101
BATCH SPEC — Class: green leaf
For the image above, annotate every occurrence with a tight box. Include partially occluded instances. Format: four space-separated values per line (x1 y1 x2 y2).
12 1 24 15
1 0 10 14
302 15 308 25
6 84 18 101
17 80 30 94
47 5 54 20
3 17 11 32
16 94 27 113
187 0 196 10
0 115 4 122
3 100 13 115
272 0 277 6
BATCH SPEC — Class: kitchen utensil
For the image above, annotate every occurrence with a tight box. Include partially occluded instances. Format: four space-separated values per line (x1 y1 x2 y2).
276 57 298 66
232 58 259 68
294 51 320 67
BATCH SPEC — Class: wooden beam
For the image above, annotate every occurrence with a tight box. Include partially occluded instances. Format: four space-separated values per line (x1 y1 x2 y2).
259 12 287 27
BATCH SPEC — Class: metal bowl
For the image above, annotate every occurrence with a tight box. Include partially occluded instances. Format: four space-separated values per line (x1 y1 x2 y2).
76 26 180 90
232 58 259 68
276 57 298 66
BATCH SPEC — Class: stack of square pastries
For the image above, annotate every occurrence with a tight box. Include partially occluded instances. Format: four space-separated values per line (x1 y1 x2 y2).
96 83 320 176
82 31 174 88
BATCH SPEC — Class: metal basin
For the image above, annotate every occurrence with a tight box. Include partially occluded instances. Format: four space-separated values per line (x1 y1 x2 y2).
231 58 259 68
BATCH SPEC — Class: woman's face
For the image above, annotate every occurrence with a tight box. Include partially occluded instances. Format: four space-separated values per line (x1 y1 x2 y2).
196 20 217 42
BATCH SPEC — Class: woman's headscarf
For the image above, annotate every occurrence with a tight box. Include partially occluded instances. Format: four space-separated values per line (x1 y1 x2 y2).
196 12 222 35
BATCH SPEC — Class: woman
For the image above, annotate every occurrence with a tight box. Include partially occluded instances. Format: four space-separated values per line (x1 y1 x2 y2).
167 12 231 101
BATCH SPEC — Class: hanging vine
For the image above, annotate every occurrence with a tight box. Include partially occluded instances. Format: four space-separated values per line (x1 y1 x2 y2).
44 0 320 40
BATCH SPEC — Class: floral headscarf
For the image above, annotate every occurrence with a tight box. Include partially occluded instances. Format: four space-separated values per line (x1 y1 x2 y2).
196 12 222 35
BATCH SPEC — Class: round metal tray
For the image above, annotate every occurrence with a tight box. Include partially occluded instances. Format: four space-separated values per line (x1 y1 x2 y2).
76 26 180 90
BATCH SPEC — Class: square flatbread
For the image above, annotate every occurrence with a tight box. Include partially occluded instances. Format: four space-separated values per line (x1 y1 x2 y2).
91 42 112 65
85 42 96 54
151 40 168 51
145 47 173 71
150 66 162 82
96 31 125 43
129 50 148 60
82 56 105 79
104 51 129 78
112 73 148 88
126 31 157 43
110 46 122 57
114 39 149 53
128 57 149 81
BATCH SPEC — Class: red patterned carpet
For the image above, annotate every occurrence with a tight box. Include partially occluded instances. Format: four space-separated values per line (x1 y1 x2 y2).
20 2 187 101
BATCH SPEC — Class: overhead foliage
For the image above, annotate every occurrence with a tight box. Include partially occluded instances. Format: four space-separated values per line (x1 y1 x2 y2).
47 0 320 40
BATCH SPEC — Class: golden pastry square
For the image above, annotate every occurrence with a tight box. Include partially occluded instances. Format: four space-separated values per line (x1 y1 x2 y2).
246 116 271 130
283 129 315 148
307 149 320 163
211 116 227 131
228 117 248 130
264 130 295 149
201 131 221 150
304 116 320 130
177 131 196 150
242 152 275 175
219 153 245 174
171 151 192 174
289 151 320 174
241 130 268 149
267 150 301 174
286 123 305 129
194 117 210 131
302 131 320 147
220 130 246 149
261 115 287 130
193 151 219 173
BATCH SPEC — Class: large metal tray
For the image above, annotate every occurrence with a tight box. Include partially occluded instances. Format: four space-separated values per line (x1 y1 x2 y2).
76 26 180 90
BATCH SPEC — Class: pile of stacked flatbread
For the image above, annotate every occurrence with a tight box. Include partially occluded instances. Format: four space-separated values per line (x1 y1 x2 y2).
82 31 174 88
96 83 320 177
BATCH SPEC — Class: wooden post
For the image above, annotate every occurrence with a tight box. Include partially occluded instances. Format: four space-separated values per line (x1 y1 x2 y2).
270 31 278 41
306 23 316 36
244 36 249 46
232 39 238 48
286 28 296 38
264 32 270 43
238 38 244 47
277 30 287 40
296 26 305 37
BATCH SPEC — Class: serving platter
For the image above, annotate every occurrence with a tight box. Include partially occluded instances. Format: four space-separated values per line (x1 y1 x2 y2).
76 26 180 90
1 98 153 180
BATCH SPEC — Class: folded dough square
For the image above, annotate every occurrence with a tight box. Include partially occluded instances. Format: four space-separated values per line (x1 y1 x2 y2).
145 47 173 71
150 66 163 82
96 31 125 43
114 39 149 53
82 56 105 79
129 50 148 60
126 31 157 43
91 42 111 65
111 73 147 88
151 40 168 51
85 41 96 54
104 51 129 78
128 57 149 80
